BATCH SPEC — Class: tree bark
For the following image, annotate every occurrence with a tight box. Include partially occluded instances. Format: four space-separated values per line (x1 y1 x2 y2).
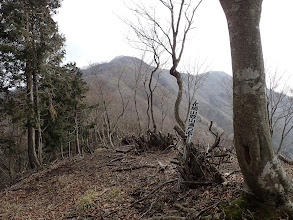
219 0 293 215
26 68 40 169
75 111 81 155
170 67 185 130
33 70 42 164
149 65 159 133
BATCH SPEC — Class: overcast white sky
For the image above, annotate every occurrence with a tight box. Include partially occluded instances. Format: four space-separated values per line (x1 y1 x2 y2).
54 0 293 78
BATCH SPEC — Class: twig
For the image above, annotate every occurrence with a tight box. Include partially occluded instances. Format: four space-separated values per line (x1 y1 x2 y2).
193 201 221 218
104 179 177 218
65 213 95 219
208 121 224 152
98 188 109 197
108 156 125 164
113 165 156 172
174 203 197 213
213 154 229 158
129 179 176 207
157 161 168 171
181 181 213 186
147 216 186 220
115 146 136 154
139 200 156 219
170 160 179 165
225 170 241 178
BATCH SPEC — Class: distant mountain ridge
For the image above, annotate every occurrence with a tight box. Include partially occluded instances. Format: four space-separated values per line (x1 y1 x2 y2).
82 56 293 155
82 56 234 145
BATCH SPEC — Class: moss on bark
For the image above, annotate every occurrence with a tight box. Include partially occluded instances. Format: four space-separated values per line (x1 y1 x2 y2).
219 194 286 220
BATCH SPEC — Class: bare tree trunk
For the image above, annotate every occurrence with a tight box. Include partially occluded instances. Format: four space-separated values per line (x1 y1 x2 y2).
149 63 160 133
93 125 99 147
68 141 71 159
103 111 113 147
126 0 202 132
143 78 151 131
60 144 64 159
220 0 293 215
33 71 42 164
170 68 185 130
26 68 40 169
133 86 142 134
75 111 81 155
133 59 144 134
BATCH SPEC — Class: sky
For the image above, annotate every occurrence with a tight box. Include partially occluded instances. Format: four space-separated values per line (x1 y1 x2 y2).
54 0 293 79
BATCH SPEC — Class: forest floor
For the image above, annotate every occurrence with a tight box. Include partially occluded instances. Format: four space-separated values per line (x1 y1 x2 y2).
0 146 292 219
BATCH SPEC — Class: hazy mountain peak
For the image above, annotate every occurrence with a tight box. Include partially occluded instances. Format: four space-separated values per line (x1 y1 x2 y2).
205 71 231 78
110 55 143 64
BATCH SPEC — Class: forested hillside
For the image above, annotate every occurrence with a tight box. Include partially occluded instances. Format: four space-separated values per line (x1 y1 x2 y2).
82 55 293 156
83 56 233 143
2 52 293 190
1 0 293 219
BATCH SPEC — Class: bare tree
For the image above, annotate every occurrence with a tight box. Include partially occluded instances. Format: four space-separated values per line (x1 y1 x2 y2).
221 70 293 158
220 0 293 216
126 0 203 131
88 68 130 147
125 5 166 133
132 55 146 134
182 59 209 123
266 70 293 154
158 85 174 132
141 57 162 133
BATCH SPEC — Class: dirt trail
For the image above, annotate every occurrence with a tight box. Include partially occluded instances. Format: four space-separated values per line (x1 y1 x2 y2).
0 148 244 219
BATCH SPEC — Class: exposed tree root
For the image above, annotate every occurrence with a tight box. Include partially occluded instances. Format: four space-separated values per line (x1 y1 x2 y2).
174 122 226 189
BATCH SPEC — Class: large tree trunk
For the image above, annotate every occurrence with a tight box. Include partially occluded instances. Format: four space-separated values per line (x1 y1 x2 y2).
219 0 293 215
26 68 40 169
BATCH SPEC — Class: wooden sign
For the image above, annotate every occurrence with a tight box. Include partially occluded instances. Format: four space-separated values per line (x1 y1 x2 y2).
185 100 198 143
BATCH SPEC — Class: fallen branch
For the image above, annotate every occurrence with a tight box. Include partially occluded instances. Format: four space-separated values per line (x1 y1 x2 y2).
113 165 156 172
108 156 125 164
181 181 213 186
6 186 38 192
104 179 177 219
174 203 197 213
213 153 229 158
170 160 180 165
66 213 95 219
157 161 168 171
129 179 177 208
147 216 186 220
115 145 136 154
193 201 221 218
225 170 241 178
139 200 156 219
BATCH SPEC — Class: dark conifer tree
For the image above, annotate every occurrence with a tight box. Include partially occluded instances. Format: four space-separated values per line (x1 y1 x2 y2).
0 0 64 168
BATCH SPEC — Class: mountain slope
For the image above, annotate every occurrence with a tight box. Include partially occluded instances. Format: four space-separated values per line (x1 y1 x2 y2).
82 56 293 155
82 56 234 145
